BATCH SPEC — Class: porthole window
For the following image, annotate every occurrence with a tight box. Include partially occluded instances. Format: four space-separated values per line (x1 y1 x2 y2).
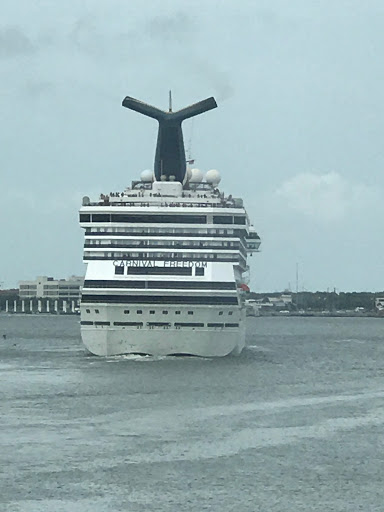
137 310 143 314
124 310 130 314
162 310 168 315
175 311 181 315
150 310 155 315
188 311 194 315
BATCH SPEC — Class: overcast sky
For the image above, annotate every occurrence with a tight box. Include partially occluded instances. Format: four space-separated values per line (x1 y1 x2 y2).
1 0 384 292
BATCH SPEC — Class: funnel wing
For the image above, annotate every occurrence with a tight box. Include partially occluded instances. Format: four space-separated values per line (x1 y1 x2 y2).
172 97 217 122
122 96 166 120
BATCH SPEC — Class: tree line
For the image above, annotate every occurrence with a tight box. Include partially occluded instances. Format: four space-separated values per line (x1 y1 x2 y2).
248 291 383 312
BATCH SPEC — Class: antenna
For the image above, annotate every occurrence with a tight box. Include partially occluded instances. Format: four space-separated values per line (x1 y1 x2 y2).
169 90 172 112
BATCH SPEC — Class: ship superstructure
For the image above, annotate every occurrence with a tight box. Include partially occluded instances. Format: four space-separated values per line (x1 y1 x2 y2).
79 94 260 356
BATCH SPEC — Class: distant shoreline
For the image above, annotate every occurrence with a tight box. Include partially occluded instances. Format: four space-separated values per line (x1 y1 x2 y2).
256 311 383 318
1 311 382 320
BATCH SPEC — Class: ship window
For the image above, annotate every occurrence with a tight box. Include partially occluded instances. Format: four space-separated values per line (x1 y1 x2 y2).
162 310 168 315
188 311 194 315
225 323 239 328
175 311 181 315
86 309 90 313
149 310 155 314
195 267 205 276
137 310 142 314
81 294 238 305
228 311 233 315
234 216 246 225
213 215 233 224
218 311 223 316
128 267 192 276
92 214 110 222
114 321 143 327
174 322 204 328
80 214 90 222
95 309 99 314
110 214 207 224
124 310 130 314
115 266 124 275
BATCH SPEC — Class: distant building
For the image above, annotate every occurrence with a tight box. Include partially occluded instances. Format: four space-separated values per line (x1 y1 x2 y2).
268 293 293 308
247 293 293 312
19 276 84 300
375 298 384 312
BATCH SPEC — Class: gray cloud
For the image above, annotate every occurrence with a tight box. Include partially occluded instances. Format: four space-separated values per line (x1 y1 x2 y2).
144 13 234 101
69 11 195 54
146 11 194 43
182 58 234 102
0 26 35 58
70 16 105 57
68 11 234 102
275 172 381 223
25 81 55 97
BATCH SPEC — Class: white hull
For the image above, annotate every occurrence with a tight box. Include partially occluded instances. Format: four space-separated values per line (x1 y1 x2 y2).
81 326 245 357
80 305 246 357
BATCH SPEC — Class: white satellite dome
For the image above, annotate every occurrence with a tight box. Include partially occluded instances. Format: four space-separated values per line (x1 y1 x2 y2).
140 169 153 182
205 169 221 186
189 168 203 183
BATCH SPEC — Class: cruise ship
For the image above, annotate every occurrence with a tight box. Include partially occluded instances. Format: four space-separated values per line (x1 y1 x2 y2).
79 93 261 357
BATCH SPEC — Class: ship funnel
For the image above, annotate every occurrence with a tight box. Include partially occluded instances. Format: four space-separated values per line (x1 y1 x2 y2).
122 94 217 183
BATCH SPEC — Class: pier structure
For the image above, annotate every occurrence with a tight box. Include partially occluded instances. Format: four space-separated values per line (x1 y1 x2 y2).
2 298 80 315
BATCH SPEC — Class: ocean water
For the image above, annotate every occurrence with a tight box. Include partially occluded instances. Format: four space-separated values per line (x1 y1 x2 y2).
1 315 384 512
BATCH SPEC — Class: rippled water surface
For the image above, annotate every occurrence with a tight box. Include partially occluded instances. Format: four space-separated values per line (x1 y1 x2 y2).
1 315 384 511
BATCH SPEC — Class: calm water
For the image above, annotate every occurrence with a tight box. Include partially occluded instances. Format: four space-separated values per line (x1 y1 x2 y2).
1 315 384 511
